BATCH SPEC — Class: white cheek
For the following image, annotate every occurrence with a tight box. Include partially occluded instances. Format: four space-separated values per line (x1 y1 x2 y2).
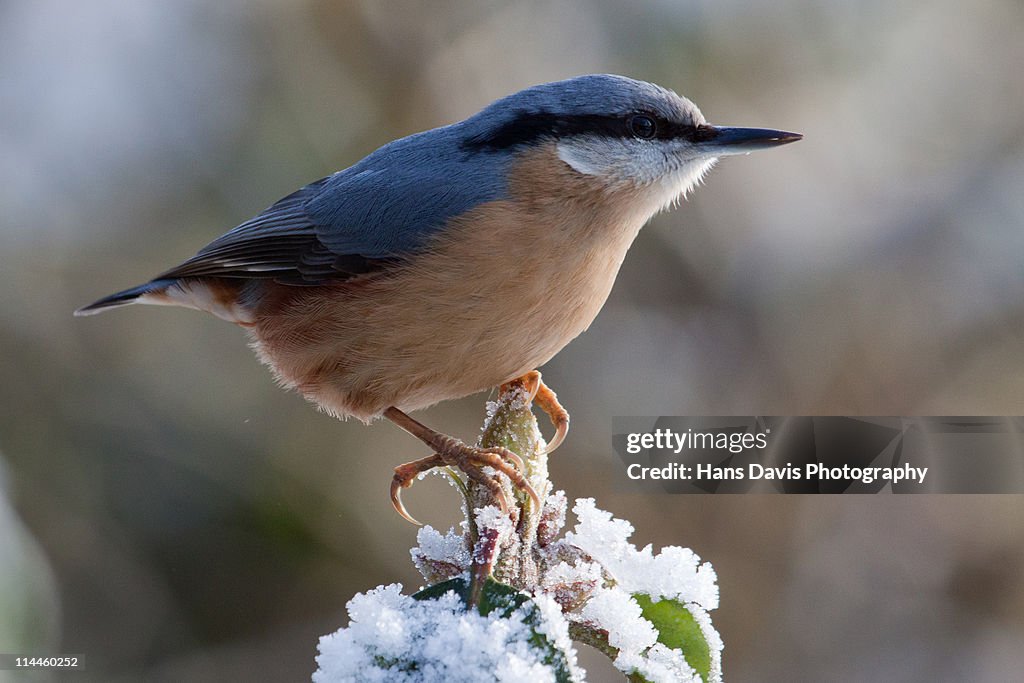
556 138 718 214
556 141 605 176
557 139 669 184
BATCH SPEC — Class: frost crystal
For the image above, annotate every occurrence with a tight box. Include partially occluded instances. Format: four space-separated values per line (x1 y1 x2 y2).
617 643 701 683
582 588 658 652
537 490 567 547
475 505 514 539
414 525 470 565
565 498 719 610
556 498 723 682
531 592 578 666
313 584 579 683
411 526 470 585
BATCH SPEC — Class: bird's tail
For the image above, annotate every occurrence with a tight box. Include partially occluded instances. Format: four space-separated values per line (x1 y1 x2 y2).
74 279 175 316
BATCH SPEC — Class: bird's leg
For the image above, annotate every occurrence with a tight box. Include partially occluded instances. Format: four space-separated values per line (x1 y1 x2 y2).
385 406 539 525
501 370 570 454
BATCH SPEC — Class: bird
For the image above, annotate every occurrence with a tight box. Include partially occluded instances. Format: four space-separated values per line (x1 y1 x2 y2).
76 74 801 522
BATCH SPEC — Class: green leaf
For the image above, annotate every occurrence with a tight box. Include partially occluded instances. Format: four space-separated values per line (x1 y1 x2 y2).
633 594 711 682
412 577 470 603
476 577 530 617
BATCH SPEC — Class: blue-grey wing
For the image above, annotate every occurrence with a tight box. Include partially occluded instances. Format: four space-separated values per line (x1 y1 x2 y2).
158 177 353 284
158 147 505 285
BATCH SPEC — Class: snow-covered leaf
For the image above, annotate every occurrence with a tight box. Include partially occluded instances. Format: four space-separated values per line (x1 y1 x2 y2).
634 594 711 682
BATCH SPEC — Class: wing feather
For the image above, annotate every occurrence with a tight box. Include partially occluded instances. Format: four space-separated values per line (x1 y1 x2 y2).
156 178 381 284
153 125 510 286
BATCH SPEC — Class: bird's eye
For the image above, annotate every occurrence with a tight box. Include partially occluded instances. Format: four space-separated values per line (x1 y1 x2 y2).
628 114 657 139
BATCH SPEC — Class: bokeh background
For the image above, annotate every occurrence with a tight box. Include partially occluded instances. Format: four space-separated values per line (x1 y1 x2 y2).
3 0 1024 681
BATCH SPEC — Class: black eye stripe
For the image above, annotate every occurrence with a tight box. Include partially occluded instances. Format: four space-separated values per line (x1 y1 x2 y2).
635 114 720 143
465 110 719 150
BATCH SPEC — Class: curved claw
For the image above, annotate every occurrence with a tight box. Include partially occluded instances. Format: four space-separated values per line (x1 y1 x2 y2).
390 453 444 525
542 416 569 455
519 477 541 510
521 370 542 403
390 477 422 526
471 449 541 510
494 485 511 514
532 377 570 455
461 465 511 514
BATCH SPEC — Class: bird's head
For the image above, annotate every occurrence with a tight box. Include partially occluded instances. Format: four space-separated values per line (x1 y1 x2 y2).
462 74 801 214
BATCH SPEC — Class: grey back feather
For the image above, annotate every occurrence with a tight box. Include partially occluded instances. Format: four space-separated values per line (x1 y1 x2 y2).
160 122 512 284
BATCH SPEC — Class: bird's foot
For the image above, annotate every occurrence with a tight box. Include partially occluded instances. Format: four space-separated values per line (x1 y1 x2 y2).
386 407 540 525
502 370 570 454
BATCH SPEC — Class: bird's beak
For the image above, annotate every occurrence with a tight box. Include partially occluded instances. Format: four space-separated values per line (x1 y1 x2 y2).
701 126 802 156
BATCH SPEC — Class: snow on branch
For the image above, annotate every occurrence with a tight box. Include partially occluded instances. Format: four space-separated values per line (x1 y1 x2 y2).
314 382 722 682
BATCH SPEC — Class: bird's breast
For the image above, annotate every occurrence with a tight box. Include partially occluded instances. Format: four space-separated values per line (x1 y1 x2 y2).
406 145 652 371
250 144 656 417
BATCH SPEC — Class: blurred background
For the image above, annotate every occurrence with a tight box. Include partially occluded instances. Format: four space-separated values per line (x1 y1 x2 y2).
3 0 1024 681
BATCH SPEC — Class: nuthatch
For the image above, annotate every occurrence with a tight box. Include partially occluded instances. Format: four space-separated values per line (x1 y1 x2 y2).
77 74 801 522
